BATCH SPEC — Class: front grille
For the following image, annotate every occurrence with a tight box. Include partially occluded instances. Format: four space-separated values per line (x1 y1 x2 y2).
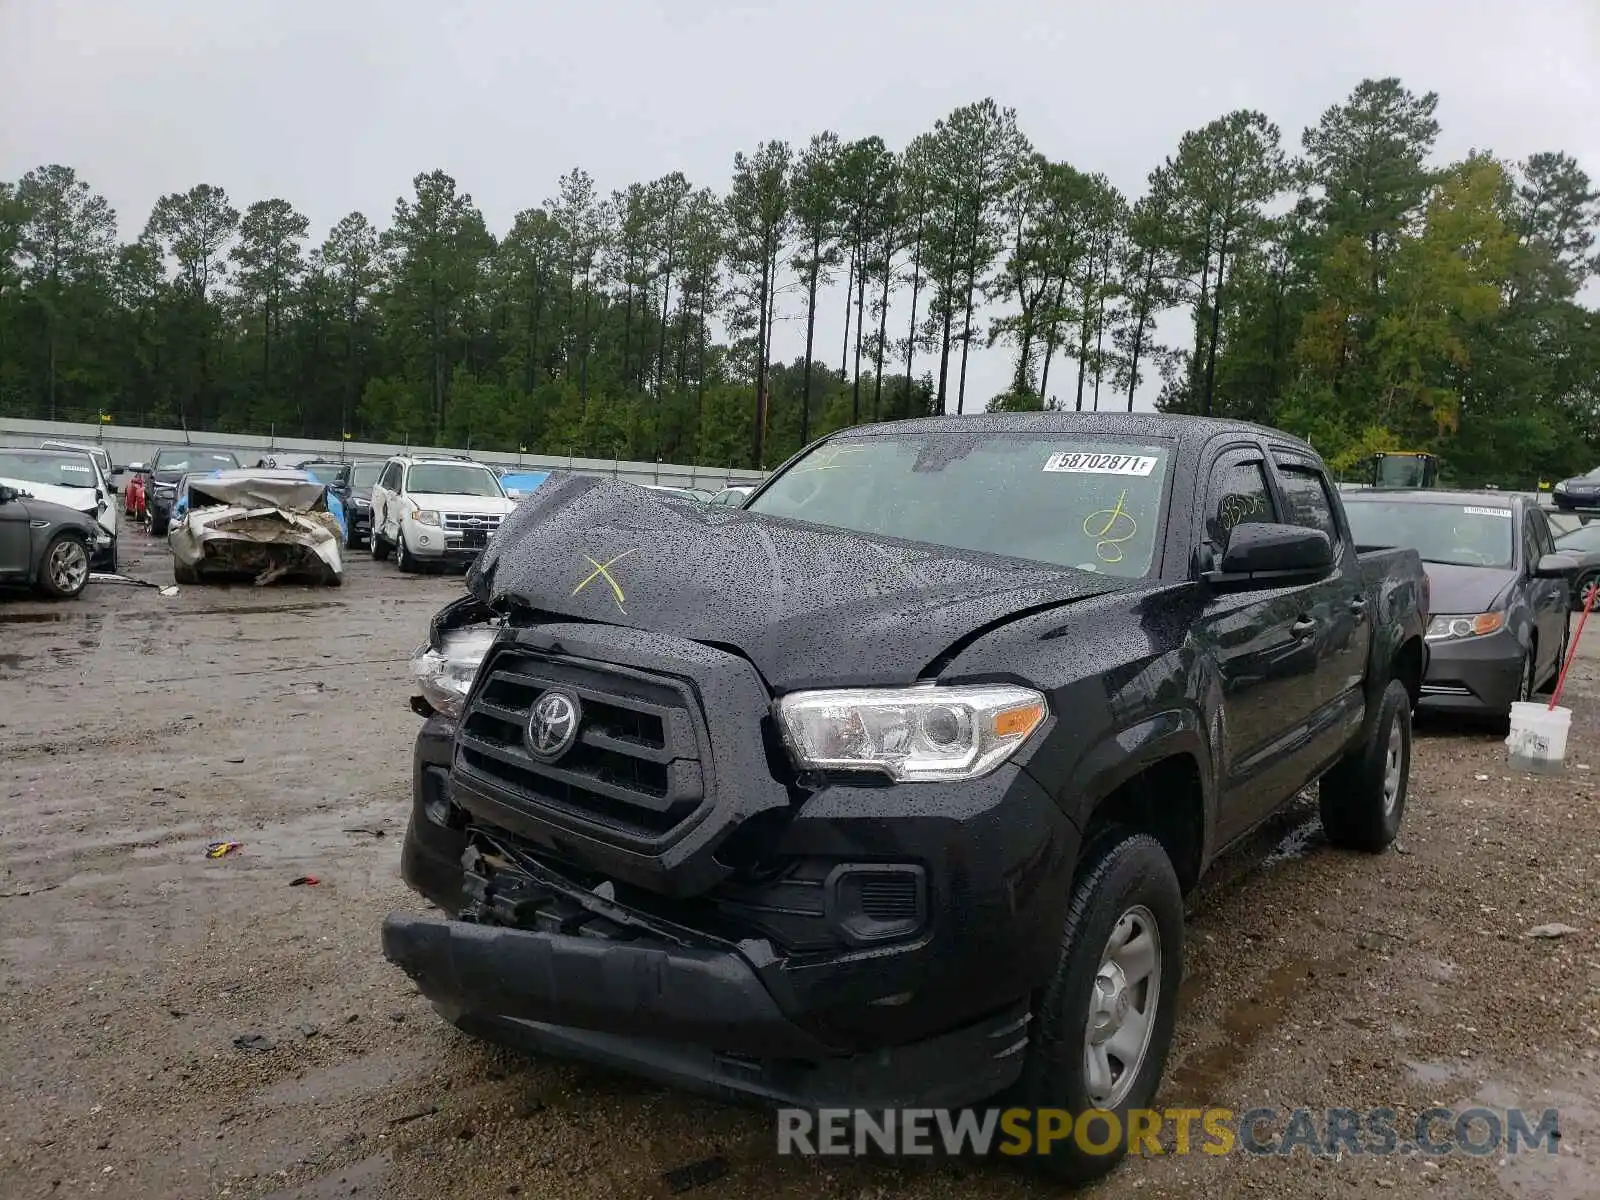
456 647 706 843
443 512 502 530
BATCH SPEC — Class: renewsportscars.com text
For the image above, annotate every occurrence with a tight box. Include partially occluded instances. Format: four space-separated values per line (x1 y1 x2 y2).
776 1106 1561 1158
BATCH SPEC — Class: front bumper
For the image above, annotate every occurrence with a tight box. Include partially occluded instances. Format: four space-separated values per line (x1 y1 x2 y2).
1418 627 1523 713
403 524 490 561
388 712 1074 1107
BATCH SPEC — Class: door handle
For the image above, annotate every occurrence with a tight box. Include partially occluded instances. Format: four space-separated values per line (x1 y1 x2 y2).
1291 617 1318 638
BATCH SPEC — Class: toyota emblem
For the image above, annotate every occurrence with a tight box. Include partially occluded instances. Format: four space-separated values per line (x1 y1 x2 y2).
526 689 582 761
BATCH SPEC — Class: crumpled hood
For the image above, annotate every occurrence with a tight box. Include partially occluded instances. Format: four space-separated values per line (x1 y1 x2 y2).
1422 561 1516 615
189 470 327 511
466 474 1127 691
0 476 96 516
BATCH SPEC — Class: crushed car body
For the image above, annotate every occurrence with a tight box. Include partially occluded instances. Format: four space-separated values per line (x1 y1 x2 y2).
168 469 344 586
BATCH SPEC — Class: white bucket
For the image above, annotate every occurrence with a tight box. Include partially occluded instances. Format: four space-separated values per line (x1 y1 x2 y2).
1505 702 1572 774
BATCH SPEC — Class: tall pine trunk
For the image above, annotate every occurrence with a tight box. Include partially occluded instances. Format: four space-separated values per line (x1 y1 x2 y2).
800 235 822 446
839 246 856 377
1201 231 1231 418
871 258 891 420
851 249 867 422
901 223 925 416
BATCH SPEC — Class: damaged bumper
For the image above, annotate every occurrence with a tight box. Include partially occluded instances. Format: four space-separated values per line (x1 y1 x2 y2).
170 506 344 585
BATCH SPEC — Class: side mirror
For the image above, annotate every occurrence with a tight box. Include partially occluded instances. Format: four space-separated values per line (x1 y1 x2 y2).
1204 523 1334 588
125 462 146 473
1534 552 1581 579
0 485 17 505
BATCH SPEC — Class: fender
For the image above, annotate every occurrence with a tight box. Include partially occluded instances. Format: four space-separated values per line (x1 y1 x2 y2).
1051 706 1216 858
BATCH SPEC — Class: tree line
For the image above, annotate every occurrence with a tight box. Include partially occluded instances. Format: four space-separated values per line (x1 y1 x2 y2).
0 77 1595 482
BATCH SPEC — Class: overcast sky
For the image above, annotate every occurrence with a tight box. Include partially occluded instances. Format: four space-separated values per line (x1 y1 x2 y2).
2 0 1596 414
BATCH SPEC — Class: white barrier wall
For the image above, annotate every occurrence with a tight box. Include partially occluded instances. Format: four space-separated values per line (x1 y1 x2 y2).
0 417 767 491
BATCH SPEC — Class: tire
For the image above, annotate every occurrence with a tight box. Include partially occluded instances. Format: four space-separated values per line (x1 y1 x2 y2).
150 517 168 538
1517 645 1537 703
38 534 90 600
173 561 199 585
397 532 419 574
1574 571 1600 613
105 537 118 577
371 526 391 561
1018 831 1184 1184
1318 677 1412 852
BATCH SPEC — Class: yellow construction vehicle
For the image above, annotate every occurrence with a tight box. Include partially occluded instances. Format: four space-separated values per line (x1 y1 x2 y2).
1369 451 1438 489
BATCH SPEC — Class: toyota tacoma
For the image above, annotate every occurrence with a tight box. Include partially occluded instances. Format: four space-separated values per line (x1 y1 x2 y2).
382 413 1428 1180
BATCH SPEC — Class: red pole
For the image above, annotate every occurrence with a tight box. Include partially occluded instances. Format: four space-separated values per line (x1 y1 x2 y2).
1548 580 1597 710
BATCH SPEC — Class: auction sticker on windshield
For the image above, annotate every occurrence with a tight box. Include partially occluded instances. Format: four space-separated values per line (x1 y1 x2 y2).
1043 452 1159 476
1464 507 1511 518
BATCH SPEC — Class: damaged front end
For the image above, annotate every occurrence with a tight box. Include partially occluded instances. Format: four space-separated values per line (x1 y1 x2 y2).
409 593 504 719
168 471 345 586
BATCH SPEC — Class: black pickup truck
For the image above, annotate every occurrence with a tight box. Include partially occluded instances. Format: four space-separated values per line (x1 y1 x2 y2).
383 413 1429 1180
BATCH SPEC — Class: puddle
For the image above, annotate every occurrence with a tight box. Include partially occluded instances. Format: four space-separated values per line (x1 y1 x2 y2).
0 611 67 624
1406 1059 1462 1086
0 652 28 669
260 1152 391 1200
1477 1075 1596 1200
1166 956 1320 1101
1262 816 1323 867
258 1050 416 1106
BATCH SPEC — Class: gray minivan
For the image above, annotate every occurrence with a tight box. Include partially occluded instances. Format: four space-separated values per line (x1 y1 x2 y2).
1344 489 1578 716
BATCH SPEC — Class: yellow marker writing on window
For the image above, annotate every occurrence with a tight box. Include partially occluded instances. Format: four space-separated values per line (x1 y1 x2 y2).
1083 489 1139 563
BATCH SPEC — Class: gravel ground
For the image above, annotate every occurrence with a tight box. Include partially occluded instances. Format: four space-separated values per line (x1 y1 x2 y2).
1 532 1597 1200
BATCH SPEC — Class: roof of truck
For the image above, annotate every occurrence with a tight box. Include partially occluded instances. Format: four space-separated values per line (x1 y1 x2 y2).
1349 488 1532 510
829 411 1317 454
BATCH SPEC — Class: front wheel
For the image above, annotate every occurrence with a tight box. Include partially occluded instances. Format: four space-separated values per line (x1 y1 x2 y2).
1019 831 1184 1184
371 524 392 561
1319 677 1412 852
38 534 90 599
397 532 419 574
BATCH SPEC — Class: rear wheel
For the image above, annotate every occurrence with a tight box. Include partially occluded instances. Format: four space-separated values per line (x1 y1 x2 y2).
173 561 200 585
1019 831 1184 1184
1319 678 1411 852
38 534 90 599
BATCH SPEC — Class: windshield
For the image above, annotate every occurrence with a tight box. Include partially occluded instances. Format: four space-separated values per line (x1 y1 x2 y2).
748 434 1173 577
1345 500 1515 568
298 462 343 484
153 450 239 473
406 463 503 497
0 450 99 489
350 463 383 488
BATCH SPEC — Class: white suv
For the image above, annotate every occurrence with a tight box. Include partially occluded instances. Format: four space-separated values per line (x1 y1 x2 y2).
369 455 517 572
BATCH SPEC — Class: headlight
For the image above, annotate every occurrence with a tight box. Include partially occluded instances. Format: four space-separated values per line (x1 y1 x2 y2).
1554 481 1567 492
410 625 498 720
1426 612 1505 642
411 508 440 526
775 683 1047 782
353 497 370 510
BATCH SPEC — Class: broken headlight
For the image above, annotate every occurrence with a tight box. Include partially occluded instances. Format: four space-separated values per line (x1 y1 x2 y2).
775 684 1047 782
410 625 498 720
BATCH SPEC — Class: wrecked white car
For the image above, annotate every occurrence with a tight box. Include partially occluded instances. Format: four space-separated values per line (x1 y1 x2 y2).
167 469 344 586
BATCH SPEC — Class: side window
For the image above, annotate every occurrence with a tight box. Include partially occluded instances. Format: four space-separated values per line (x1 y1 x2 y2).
1526 512 1553 564
1275 464 1340 547
1206 456 1275 554
381 463 400 492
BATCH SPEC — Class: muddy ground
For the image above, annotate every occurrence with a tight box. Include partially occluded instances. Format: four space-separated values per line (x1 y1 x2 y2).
1 532 1597 1200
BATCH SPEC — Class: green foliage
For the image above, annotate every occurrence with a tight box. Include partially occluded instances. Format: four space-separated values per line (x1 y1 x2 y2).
0 80 1594 484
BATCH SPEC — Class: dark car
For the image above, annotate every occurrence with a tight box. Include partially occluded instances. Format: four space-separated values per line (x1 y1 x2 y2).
1553 522 1600 611
0 483 97 599
1344 489 1578 716
1552 465 1600 511
144 449 242 535
382 413 1429 1183
324 460 383 549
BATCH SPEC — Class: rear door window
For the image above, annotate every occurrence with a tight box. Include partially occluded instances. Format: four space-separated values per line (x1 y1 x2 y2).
1274 462 1341 552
